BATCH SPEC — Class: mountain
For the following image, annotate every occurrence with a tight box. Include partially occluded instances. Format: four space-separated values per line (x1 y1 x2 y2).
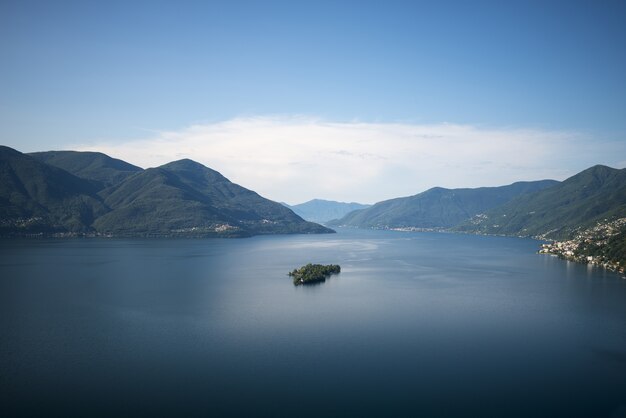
328 180 559 229
284 199 371 223
29 150 142 189
454 165 626 239
94 159 332 236
0 146 109 234
0 146 333 237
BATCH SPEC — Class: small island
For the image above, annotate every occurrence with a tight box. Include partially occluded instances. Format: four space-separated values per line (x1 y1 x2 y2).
288 263 341 286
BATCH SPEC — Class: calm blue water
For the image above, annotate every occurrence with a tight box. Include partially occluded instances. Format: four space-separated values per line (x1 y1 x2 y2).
1 229 625 417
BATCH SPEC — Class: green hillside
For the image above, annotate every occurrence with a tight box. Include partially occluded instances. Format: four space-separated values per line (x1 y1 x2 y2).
329 180 558 229
29 150 142 188
576 226 626 268
94 159 333 236
0 147 333 237
455 165 626 239
0 146 109 234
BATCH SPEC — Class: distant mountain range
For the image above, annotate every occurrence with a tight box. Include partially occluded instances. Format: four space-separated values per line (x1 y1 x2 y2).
283 199 371 223
3 144 624 242
328 180 559 229
0 146 333 237
329 164 626 242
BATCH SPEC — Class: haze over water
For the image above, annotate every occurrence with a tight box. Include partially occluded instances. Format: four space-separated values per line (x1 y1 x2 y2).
1 229 625 417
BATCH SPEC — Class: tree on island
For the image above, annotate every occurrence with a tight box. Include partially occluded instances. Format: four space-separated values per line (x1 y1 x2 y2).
288 263 341 285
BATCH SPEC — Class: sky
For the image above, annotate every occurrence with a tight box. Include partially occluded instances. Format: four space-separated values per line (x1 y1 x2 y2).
1 0 625 204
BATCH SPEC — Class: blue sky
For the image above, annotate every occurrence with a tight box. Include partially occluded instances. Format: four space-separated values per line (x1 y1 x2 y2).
1 0 625 202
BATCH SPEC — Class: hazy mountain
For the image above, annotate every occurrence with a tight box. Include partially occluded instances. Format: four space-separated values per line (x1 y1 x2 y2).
454 165 626 239
284 199 371 223
0 146 109 234
29 150 142 189
329 180 559 229
0 147 333 237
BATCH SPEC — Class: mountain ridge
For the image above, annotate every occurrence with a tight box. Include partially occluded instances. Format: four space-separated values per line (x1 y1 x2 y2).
4 145 624 241
0 146 109 233
1 146 333 237
454 165 626 239
329 180 559 229
95 159 331 236
29 150 142 189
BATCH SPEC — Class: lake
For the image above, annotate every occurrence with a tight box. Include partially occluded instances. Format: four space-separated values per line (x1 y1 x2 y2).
1 229 625 417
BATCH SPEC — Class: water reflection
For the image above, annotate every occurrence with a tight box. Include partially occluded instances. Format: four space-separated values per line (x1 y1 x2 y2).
0 229 625 418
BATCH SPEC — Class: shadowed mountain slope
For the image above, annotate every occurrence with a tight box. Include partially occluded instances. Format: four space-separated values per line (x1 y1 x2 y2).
29 150 142 188
0 146 109 233
329 180 559 229
94 159 333 236
454 165 626 239
1 147 333 237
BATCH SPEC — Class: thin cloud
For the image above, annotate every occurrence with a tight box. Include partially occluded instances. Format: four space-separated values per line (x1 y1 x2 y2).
72 116 625 204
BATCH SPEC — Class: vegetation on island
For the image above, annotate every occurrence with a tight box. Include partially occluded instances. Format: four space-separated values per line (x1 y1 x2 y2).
288 263 341 285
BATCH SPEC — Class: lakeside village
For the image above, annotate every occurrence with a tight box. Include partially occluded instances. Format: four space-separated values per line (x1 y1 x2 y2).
539 218 626 276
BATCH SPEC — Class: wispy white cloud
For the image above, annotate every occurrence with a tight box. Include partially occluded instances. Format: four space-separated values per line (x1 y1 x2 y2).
72 116 625 204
